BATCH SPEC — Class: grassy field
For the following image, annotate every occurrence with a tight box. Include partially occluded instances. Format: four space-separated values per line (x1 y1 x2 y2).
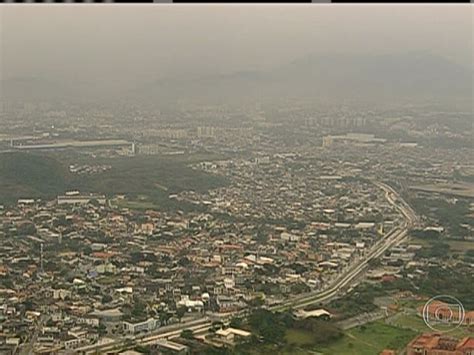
285 329 315 346
315 321 416 355
237 321 417 355
115 199 160 210
410 236 474 252
388 312 473 339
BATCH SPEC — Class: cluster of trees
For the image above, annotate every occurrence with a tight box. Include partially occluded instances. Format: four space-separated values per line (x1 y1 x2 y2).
130 298 147 319
416 266 474 309
411 229 442 239
410 198 472 237
130 251 158 264
0 152 70 205
463 249 474 263
248 309 287 344
16 222 37 236
415 241 451 260
453 170 474 183
0 151 229 210
52 215 72 228
180 329 194 340
328 283 384 319
422 136 473 150
292 317 342 345
246 309 342 347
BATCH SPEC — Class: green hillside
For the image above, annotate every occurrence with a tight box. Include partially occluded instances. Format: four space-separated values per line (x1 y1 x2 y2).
0 152 227 207
73 155 224 195
0 152 70 202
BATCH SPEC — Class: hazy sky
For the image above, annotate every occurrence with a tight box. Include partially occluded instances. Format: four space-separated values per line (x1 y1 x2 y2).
1 5 472 89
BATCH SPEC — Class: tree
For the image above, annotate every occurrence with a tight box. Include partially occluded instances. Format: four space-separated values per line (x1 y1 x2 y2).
181 329 194 340
2 277 14 289
229 317 243 328
159 311 171 326
102 294 113 304
293 318 342 345
17 222 36 236
248 309 285 344
22 299 34 311
53 215 69 228
210 320 224 332
134 345 151 354
280 311 295 328
368 258 382 268
248 297 264 309
89 199 101 207
131 300 147 318
176 306 187 323
178 257 191 267
98 323 107 336
202 346 233 354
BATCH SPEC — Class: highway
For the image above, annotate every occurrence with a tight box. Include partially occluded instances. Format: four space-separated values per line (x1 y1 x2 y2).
76 317 211 354
269 227 409 312
75 180 416 353
140 323 212 346
267 180 417 312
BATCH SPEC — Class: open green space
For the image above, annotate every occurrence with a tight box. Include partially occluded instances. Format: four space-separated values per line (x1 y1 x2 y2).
114 199 159 211
410 236 474 253
232 314 417 355
285 329 315 346
315 321 416 355
388 312 472 339
0 152 228 209
0 151 70 202
71 155 227 197
408 197 473 236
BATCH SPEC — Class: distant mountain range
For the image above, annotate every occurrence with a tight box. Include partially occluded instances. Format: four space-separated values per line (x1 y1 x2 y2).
0 77 93 103
2 52 472 104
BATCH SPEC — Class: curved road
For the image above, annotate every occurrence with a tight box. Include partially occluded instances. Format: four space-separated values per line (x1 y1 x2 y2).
267 180 417 312
76 180 416 354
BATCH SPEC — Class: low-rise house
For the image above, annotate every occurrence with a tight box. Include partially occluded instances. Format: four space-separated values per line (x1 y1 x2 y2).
407 333 474 355
294 308 332 320
215 327 251 343
123 318 158 334
152 339 189 354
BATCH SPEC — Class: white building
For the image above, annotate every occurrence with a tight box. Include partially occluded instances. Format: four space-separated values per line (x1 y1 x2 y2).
177 296 204 311
123 318 159 334
57 194 106 205
215 327 251 342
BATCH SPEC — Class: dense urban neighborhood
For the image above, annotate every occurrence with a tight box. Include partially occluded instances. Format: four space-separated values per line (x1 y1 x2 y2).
0 99 473 354
1 4 473 354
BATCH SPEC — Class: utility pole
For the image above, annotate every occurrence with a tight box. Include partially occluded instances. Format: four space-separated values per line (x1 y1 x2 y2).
40 243 44 273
